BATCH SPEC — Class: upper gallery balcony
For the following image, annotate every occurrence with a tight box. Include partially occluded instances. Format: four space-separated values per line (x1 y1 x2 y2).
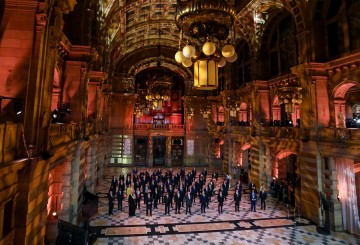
318 127 360 144
134 123 184 133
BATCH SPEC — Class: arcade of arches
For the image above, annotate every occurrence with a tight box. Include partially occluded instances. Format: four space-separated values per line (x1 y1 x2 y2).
1 0 360 244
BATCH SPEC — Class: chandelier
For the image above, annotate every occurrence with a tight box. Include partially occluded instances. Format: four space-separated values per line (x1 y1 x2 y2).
278 76 302 114
174 0 237 90
145 75 172 111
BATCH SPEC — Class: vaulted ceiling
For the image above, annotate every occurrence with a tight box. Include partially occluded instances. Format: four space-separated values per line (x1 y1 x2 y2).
100 0 307 78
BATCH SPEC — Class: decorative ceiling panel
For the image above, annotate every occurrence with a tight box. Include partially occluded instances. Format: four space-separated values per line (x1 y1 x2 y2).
103 0 307 75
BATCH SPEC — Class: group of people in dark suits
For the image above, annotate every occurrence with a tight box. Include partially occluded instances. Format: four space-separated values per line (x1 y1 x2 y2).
107 167 268 217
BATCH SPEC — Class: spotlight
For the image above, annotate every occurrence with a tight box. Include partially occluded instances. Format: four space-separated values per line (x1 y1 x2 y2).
14 101 23 115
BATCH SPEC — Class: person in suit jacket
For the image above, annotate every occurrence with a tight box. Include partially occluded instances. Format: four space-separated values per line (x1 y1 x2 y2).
234 191 241 212
250 189 257 212
117 189 123 211
261 189 267 210
185 191 193 215
108 188 115 215
200 192 207 214
111 176 118 195
174 190 182 214
218 191 224 213
153 188 159 209
135 188 141 209
145 192 153 216
164 192 171 215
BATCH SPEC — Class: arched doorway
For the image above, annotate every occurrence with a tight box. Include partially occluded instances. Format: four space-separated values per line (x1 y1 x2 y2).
235 143 251 184
274 150 297 181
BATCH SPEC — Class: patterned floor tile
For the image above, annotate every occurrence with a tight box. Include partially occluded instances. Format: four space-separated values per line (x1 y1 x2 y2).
89 166 360 245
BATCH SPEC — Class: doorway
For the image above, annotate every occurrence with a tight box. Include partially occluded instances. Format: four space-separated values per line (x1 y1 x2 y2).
134 137 148 166
153 136 166 166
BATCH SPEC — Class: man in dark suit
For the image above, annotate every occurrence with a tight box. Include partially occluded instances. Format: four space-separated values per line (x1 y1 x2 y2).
111 176 118 195
250 189 257 212
200 192 207 214
145 192 153 216
135 188 141 209
261 188 267 210
153 188 159 209
174 190 181 214
218 191 224 213
185 191 192 215
234 191 241 212
164 192 171 215
117 188 123 211
108 189 115 215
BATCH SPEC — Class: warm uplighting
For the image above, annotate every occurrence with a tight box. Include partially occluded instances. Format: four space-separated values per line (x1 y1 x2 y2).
175 0 237 90
52 211 57 217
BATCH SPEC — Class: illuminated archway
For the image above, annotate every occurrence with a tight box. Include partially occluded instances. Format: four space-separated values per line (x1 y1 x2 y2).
274 149 297 180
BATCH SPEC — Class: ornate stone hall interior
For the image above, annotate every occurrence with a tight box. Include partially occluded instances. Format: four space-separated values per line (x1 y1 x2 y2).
1 0 360 244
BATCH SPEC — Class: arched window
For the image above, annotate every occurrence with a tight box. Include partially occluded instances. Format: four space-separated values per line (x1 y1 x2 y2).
323 0 360 59
258 11 298 79
267 15 297 78
347 0 360 52
326 0 344 58
234 42 252 88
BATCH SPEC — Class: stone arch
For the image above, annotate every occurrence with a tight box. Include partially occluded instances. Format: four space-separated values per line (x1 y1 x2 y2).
236 143 251 171
332 81 360 127
333 81 360 99
239 102 248 123
274 149 297 180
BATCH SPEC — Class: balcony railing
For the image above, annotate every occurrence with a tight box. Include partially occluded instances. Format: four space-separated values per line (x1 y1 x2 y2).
134 123 184 131
49 123 78 148
0 122 23 164
318 127 360 143
229 125 251 135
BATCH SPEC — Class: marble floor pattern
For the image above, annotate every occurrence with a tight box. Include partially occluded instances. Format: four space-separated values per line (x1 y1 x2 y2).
89 167 360 245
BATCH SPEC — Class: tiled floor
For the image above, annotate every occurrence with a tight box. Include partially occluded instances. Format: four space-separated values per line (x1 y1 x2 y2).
89 167 360 245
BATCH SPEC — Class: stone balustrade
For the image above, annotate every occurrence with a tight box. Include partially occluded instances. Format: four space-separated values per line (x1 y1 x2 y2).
0 122 23 164
318 127 360 143
134 123 184 131
49 123 78 148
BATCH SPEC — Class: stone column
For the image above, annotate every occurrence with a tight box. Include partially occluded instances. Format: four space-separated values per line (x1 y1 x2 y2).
14 159 49 245
22 2 54 157
265 146 272 189
166 136 172 167
69 145 81 224
59 160 72 222
88 139 98 193
296 30 311 64
148 136 153 167
328 156 343 231
0 203 5 239
258 143 265 187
